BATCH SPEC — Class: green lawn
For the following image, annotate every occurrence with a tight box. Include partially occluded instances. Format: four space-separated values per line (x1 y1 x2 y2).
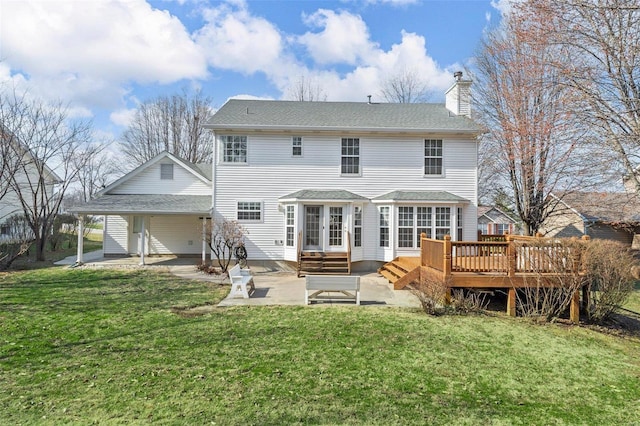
1 268 639 425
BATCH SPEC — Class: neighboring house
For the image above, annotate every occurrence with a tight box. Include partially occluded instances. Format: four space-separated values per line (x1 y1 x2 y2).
541 192 640 245
73 74 482 269
0 132 62 239
477 205 519 235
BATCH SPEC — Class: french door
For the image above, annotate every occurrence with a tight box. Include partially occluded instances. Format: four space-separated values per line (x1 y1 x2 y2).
303 205 344 251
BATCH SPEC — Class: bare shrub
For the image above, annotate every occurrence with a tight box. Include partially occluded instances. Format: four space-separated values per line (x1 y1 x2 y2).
0 214 33 270
583 240 637 323
204 218 246 274
450 289 490 314
410 271 450 315
514 238 585 321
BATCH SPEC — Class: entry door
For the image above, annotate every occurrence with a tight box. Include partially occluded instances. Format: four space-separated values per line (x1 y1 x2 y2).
303 206 323 251
327 206 344 250
129 216 145 255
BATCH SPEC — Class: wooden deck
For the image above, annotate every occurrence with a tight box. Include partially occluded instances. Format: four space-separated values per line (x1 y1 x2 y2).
407 233 591 322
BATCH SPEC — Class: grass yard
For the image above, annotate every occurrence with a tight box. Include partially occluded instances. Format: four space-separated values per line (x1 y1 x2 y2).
1 268 639 425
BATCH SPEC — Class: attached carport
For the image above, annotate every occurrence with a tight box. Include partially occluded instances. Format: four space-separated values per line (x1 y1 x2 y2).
69 194 211 265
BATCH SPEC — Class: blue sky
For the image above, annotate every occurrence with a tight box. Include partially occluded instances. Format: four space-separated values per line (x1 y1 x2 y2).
0 0 506 144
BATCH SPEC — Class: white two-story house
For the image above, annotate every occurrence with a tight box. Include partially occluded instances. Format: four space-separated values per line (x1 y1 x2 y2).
73 74 481 271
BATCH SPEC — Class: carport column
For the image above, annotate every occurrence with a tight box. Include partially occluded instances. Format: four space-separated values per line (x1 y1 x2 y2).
201 217 207 263
139 217 146 266
76 216 84 264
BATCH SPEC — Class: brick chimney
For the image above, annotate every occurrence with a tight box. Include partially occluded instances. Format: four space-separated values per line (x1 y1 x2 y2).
445 71 471 117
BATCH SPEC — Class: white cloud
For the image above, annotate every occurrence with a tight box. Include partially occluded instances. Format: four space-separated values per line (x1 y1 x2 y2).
0 0 207 111
298 10 377 65
195 1 284 74
110 108 138 128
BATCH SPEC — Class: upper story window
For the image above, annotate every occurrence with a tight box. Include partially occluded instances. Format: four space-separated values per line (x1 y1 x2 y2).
237 201 262 222
341 138 360 175
292 136 303 157
222 135 247 163
424 139 443 176
160 163 174 180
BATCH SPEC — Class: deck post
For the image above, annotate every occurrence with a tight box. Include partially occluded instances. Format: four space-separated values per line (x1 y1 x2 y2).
570 290 580 323
420 232 426 267
443 235 452 306
507 235 516 278
507 288 516 317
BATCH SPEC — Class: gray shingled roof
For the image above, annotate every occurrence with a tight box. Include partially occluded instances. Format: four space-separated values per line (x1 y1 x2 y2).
279 189 368 201
208 100 481 133
69 194 211 215
553 192 640 223
373 191 469 202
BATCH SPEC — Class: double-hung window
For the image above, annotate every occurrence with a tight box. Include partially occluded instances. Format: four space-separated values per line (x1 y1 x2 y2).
424 139 443 176
292 136 303 157
341 138 360 175
435 207 451 240
417 207 432 240
237 202 262 222
379 206 390 247
222 135 247 163
353 205 362 247
285 205 295 246
398 207 414 248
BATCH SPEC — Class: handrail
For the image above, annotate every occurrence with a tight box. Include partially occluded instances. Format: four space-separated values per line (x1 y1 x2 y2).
421 234 590 275
346 231 352 274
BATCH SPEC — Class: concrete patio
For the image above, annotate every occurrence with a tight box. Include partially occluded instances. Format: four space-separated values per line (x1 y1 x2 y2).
55 251 421 308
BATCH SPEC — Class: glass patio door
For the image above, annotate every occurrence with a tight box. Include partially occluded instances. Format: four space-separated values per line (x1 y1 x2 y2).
303 205 323 251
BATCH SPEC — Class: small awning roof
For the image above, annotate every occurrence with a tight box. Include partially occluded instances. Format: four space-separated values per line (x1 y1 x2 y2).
68 194 211 215
279 189 369 203
372 190 469 203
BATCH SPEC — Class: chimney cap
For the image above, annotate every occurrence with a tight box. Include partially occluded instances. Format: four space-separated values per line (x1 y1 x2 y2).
454 71 463 81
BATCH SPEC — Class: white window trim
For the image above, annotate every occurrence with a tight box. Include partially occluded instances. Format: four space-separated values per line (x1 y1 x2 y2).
340 137 361 176
236 201 263 223
379 206 390 248
220 135 248 165
292 136 303 157
424 139 444 178
353 204 363 248
285 205 295 247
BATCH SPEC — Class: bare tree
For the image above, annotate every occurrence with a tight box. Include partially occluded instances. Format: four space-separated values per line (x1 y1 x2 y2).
379 69 433 103
529 0 640 193
73 150 118 203
285 75 327 102
1 90 96 261
120 89 214 167
204 218 246 273
473 2 593 235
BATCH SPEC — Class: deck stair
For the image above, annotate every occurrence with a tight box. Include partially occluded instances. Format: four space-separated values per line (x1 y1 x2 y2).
298 251 350 277
378 257 421 290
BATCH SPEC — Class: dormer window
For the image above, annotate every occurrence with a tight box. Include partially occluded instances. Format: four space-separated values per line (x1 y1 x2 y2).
160 164 174 180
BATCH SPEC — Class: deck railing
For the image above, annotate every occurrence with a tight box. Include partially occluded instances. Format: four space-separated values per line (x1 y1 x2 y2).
421 233 590 276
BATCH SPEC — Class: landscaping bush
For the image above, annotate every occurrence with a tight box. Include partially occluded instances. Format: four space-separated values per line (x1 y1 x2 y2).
450 288 490 314
513 238 585 322
582 239 637 323
411 271 450 315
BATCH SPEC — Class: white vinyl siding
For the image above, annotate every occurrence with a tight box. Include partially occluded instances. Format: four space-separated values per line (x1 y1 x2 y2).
104 215 128 255
213 133 478 260
148 216 203 255
112 162 210 195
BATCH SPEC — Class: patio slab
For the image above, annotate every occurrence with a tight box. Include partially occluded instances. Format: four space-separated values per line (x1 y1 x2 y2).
56 252 420 308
